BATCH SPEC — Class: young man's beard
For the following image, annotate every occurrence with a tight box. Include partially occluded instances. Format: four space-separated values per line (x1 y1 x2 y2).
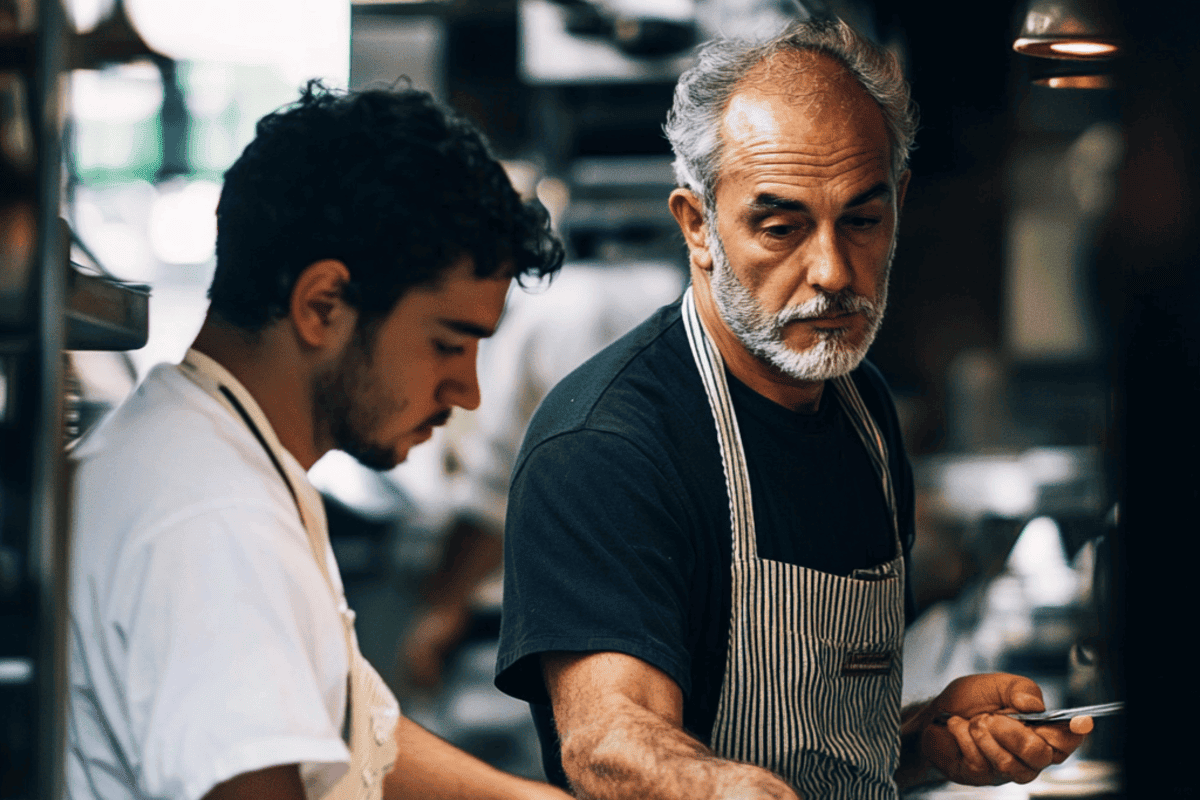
312 332 399 471
706 217 891 383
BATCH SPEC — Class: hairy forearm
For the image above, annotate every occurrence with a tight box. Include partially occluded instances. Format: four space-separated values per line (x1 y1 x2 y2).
560 697 799 800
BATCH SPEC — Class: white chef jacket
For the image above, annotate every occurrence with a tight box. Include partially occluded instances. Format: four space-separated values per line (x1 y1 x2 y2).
66 357 352 800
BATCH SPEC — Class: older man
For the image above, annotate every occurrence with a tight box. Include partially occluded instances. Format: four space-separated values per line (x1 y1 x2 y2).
495 19 1090 800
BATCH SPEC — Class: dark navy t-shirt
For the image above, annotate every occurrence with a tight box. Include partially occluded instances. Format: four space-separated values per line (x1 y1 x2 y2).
494 298 915 787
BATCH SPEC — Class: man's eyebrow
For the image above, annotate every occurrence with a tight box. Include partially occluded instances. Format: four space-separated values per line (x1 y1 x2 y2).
747 183 892 215
748 194 807 214
438 319 497 338
846 183 891 207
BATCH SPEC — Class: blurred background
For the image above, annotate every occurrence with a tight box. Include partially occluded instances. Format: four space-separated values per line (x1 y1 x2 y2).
1 0 1196 796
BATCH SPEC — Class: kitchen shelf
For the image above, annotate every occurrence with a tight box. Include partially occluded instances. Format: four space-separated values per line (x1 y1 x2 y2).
65 266 148 351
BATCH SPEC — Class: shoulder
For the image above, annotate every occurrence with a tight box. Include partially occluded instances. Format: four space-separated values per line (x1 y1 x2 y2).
516 300 708 465
69 364 307 599
72 364 295 526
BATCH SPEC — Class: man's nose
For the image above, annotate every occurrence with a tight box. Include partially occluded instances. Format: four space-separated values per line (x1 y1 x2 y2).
804 224 853 295
438 358 482 411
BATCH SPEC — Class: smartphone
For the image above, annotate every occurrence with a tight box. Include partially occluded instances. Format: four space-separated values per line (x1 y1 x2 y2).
1009 701 1123 723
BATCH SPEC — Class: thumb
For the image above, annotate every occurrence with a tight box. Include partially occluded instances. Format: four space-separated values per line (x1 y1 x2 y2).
1005 676 1046 713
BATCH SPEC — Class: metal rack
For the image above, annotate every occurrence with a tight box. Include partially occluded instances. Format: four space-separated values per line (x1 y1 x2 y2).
1 1 150 796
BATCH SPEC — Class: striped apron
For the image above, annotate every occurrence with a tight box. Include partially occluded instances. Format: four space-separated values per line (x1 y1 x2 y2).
181 350 400 800
681 288 905 799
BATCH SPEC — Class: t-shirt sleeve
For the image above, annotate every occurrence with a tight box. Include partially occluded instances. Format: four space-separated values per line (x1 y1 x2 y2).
495 429 697 705
116 502 350 800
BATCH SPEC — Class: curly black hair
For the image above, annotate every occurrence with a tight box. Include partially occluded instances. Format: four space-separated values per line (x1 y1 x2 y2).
208 81 564 332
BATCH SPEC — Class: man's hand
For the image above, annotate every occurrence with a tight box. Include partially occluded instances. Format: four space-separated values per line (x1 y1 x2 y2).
920 674 1092 786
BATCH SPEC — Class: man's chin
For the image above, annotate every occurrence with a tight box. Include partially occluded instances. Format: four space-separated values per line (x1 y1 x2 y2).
342 443 404 472
767 340 871 382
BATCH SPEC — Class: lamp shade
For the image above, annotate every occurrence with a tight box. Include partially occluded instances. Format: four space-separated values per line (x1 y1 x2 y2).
1013 0 1121 60
1027 56 1115 88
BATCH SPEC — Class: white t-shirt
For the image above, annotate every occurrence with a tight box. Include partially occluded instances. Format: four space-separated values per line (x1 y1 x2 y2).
66 358 351 800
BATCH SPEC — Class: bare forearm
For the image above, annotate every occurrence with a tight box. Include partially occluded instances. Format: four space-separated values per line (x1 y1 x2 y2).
561 698 799 800
384 717 566 800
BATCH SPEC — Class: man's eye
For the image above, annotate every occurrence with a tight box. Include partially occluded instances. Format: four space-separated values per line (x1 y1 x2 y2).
434 341 465 356
763 225 796 237
845 216 881 230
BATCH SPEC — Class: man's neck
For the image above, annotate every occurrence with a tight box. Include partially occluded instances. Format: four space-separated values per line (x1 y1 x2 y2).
690 275 825 415
190 314 325 470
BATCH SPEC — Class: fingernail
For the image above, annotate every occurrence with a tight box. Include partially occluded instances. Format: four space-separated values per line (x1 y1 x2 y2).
1015 694 1044 711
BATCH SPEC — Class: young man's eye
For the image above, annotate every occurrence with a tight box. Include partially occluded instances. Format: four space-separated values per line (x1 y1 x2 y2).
434 340 465 356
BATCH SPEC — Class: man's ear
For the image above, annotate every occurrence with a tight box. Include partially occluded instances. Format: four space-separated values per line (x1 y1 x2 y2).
669 188 713 271
896 169 912 212
289 259 358 351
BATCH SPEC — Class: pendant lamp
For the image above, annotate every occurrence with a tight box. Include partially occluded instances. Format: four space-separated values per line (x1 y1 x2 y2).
1013 0 1120 60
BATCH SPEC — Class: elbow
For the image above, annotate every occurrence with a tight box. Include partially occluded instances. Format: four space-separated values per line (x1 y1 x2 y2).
559 725 640 796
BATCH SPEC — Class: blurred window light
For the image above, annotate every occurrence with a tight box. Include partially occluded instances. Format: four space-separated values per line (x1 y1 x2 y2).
70 64 163 180
190 120 237 174
1019 447 1079 485
66 0 113 32
73 191 157 282
181 62 235 117
1007 516 1079 606
148 179 222 266
126 0 350 87
64 0 351 381
535 176 570 233
942 458 1038 519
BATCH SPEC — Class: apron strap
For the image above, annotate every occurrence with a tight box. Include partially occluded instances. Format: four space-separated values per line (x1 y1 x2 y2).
178 350 357 748
829 374 899 543
681 287 898 560
682 287 757 561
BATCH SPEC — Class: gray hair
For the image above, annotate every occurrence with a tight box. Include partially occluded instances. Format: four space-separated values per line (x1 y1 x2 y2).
664 17 917 205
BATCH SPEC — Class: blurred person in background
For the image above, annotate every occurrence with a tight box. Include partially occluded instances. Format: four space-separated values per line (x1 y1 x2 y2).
66 82 570 800
400 260 684 692
495 19 1091 800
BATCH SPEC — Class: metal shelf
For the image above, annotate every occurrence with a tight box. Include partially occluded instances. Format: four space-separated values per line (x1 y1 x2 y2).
65 267 148 351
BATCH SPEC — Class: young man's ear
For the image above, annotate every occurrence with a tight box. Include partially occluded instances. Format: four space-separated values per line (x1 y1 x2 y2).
289 259 358 351
668 188 713 272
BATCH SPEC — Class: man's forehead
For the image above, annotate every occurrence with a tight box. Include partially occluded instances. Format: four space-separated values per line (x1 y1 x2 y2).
717 52 893 180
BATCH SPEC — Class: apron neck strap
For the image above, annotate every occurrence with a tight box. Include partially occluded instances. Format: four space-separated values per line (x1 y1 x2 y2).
680 286 898 559
178 349 339 594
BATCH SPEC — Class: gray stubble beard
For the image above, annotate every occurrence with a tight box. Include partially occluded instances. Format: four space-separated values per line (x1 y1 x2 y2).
705 211 893 383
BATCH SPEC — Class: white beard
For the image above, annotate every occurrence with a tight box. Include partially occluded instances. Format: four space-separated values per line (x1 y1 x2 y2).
706 218 892 382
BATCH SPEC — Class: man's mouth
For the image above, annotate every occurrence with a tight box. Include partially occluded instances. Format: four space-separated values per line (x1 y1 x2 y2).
420 409 452 430
780 297 877 330
802 311 857 322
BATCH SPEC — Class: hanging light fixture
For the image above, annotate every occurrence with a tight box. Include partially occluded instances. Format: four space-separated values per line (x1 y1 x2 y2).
1013 0 1121 60
1026 57 1114 89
